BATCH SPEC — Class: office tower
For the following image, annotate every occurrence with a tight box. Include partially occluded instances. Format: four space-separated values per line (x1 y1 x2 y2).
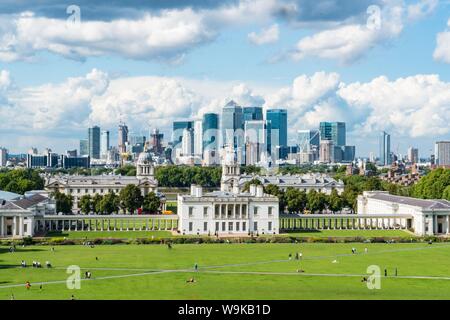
172 121 193 150
149 129 164 154
266 109 288 160
194 120 203 156
343 146 356 162
118 123 129 154
407 147 419 164
202 113 219 152
129 134 146 154
297 129 320 153
435 141 450 166
379 131 391 166
88 126 101 159
221 100 244 148
243 107 263 122
100 130 110 159
0 147 7 166
320 140 334 163
79 139 88 156
181 128 194 156
319 122 346 147
244 120 269 165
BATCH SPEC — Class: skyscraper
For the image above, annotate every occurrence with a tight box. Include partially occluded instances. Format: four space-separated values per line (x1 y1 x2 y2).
194 120 203 156
297 129 320 153
244 120 269 165
319 140 334 163
88 126 101 159
149 129 164 155
0 147 7 167
435 141 450 166
100 130 110 160
379 131 391 166
202 113 219 152
221 100 244 149
181 128 194 156
407 147 419 164
172 121 193 150
118 123 129 154
319 122 346 147
79 139 88 156
266 109 287 160
243 107 263 122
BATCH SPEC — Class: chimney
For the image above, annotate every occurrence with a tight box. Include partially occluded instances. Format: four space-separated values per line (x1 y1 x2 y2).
249 184 257 196
190 184 197 196
195 186 203 197
256 185 264 197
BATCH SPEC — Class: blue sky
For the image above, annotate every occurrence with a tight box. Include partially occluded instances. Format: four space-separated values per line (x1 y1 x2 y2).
0 0 449 158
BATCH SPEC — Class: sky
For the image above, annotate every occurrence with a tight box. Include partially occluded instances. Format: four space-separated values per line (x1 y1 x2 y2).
0 0 449 158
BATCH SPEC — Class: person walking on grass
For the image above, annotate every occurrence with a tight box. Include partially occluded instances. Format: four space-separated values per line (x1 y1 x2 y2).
194 263 198 272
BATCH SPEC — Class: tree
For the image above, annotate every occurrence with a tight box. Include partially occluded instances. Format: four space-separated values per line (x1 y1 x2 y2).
284 187 307 213
328 189 344 213
53 191 73 214
99 192 120 215
264 184 286 213
92 194 103 214
142 192 161 213
307 190 327 213
119 185 143 214
79 195 92 214
443 185 450 201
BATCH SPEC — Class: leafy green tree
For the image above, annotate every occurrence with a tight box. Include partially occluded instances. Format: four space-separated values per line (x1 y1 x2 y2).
242 178 262 192
412 168 450 199
92 194 103 214
53 191 73 214
142 192 161 213
79 195 92 214
443 185 450 201
99 192 120 215
119 185 143 214
284 187 307 213
307 189 327 213
328 189 344 213
263 184 286 212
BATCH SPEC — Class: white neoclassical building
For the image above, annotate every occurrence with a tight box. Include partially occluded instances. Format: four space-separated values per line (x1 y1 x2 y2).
178 184 279 236
357 191 450 236
45 152 159 211
0 193 56 238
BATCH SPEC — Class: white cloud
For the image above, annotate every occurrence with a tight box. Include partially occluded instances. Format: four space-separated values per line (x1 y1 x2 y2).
290 2 404 64
337 74 450 137
248 24 279 45
433 18 450 64
0 70 11 90
407 0 438 21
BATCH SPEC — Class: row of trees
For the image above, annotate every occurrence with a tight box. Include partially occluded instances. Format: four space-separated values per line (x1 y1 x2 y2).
52 185 161 215
0 169 44 195
155 165 221 188
411 168 450 200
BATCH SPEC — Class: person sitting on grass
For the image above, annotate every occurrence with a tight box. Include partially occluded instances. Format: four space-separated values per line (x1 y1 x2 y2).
296 269 305 273
21 260 26 268
186 277 196 283
46 261 52 268
361 277 368 282
25 281 31 290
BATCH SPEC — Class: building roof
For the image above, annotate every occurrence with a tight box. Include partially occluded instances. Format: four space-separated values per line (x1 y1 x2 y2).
238 173 343 188
46 175 158 187
365 192 450 210
0 193 48 211
0 190 21 201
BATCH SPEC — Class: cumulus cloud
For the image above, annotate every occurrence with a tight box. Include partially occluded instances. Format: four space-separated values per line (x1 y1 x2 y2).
433 18 450 64
337 74 450 137
248 24 279 45
290 2 404 64
407 0 438 21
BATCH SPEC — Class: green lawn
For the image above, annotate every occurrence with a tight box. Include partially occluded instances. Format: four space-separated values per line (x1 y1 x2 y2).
280 229 412 237
1 242 450 300
45 230 172 239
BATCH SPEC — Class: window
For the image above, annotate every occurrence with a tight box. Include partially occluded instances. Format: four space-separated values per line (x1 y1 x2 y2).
253 221 258 231
69 189 73 193
189 207 194 217
215 222 219 232
24 224 28 232
100 189 104 193
228 222 233 231
253 207 258 216
204 222 208 232
77 189 80 193
268 222 272 231
222 222 226 231
268 207 273 215
203 207 208 218
189 222 193 232
236 222 240 231
242 222 246 231
85 189 88 193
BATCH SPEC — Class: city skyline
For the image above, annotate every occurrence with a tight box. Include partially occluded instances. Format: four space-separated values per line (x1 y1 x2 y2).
0 1 449 156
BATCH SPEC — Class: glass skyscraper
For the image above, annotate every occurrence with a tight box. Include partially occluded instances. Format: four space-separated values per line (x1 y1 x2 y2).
221 100 244 149
172 121 193 150
266 109 287 159
100 130 110 159
243 107 263 122
319 122 346 147
88 126 101 159
202 113 219 151
379 131 391 166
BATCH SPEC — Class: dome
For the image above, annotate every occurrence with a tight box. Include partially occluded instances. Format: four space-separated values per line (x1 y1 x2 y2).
137 152 152 164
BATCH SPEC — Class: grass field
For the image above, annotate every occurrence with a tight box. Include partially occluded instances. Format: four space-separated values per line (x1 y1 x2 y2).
1 242 450 300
